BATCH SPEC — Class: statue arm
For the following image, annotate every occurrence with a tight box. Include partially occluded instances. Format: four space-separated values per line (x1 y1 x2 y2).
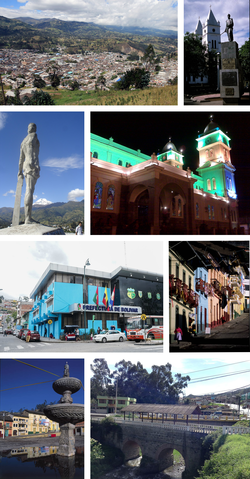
18 145 25 179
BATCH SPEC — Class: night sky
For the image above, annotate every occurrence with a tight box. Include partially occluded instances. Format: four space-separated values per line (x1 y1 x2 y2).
0 359 84 412
91 111 250 217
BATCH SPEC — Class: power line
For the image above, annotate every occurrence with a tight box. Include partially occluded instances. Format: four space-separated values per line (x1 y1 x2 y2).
182 360 250 376
0 380 55 392
12 359 61 377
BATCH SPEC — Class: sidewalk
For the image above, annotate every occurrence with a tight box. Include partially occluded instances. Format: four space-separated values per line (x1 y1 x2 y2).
170 312 249 352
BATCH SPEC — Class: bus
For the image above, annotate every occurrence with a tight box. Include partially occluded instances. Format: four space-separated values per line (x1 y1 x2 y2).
126 315 163 341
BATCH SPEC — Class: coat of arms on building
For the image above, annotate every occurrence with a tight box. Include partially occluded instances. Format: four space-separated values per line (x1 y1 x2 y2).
127 288 136 299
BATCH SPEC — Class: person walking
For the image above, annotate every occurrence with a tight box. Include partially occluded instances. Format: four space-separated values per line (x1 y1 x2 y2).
75 221 83 235
174 327 183 344
44 327 47 337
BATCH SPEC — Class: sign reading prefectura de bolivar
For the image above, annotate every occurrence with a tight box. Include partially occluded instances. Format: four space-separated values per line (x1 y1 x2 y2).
69 303 142 314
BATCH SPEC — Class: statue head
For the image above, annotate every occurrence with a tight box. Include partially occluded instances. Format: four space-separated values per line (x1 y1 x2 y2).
28 123 37 134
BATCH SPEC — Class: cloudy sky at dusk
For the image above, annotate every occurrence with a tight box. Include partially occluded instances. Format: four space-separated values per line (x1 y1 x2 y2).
184 1 249 47
0 0 177 31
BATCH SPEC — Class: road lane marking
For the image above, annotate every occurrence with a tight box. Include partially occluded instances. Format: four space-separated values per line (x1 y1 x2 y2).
4 347 10 351
17 345 24 349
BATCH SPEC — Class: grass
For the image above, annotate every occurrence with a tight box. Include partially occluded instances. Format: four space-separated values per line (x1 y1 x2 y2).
47 84 177 105
197 434 250 479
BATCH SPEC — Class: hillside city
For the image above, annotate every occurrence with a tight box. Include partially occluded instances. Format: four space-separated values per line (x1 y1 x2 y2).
0 47 177 96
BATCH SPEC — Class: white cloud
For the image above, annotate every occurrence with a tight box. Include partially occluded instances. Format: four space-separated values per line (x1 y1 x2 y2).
3 190 15 197
0 0 177 30
42 154 83 174
67 189 84 201
0 113 8 130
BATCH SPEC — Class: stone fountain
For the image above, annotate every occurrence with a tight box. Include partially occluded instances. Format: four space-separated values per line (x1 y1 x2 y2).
44 362 84 457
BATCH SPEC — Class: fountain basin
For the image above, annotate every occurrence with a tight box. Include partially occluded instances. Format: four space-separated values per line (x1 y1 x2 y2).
53 377 82 396
44 403 84 426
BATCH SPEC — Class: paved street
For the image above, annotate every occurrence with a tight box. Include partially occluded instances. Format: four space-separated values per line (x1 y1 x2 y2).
170 312 250 352
0 334 163 353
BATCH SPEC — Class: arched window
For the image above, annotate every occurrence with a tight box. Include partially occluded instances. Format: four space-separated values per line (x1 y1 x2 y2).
172 197 176 216
93 182 103 209
106 185 115 210
229 178 232 189
208 205 211 219
211 205 215 219
196 202 199 218
207 179 211 191
177 198 182 217
212 178 216 190
93 151 98 159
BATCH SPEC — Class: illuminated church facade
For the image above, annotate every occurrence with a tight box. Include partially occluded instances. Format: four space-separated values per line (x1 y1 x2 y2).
91 116 239 235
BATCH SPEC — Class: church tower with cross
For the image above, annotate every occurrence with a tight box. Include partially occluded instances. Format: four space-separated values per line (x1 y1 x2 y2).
194 7 221 53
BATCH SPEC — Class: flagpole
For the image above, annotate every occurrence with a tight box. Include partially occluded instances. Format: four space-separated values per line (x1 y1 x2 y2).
84 258 90 340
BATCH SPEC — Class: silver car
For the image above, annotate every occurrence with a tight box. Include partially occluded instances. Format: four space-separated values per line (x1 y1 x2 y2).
93 330 126 343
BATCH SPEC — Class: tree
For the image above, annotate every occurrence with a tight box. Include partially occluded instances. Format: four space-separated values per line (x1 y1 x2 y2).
23 90 55 105
68 80 80 91
239 39 250 85
33 76 46 89
95 74 106 90
111 361 190 404
117 68 150 90
49 70 61 89
184 32 208 91
143 44 155 65
91 359 113 399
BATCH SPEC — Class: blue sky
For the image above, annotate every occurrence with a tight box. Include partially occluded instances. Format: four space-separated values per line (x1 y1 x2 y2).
184 1 249 47
0 0 177 31
106 356 250 397
0 112 84 208
0 359 84 412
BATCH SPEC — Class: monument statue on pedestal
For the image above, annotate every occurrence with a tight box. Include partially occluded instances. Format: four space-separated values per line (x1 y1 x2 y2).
12 122 40 226
17 122 40 224
225 14 234 42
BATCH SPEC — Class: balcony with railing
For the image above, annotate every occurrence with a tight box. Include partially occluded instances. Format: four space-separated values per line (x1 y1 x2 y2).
169 275 199 307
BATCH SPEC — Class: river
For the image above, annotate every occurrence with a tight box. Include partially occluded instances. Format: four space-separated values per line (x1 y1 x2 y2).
95 456 185 479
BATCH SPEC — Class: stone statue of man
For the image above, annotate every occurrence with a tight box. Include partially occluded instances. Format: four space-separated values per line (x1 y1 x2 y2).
225 14 234 42
18 123 40 224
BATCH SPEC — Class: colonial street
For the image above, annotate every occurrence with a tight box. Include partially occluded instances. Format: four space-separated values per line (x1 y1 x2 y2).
0 335 163 353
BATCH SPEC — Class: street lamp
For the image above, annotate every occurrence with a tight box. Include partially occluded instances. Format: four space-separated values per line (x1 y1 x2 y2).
84 258 90 340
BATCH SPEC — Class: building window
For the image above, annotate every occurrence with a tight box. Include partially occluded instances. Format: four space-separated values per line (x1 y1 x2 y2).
189 276 191 289
212 178 216 190
211 205 215 219
176 263 179 279
172 197 176 216
106 185 115 210
207 179 211 191
196 202 199 218
169 256 172 274
177 198 182 217
224 208 227 219
93 151 98 159
118 159 123 166
208 205 211 219
93 182 103 209
183 270 186 284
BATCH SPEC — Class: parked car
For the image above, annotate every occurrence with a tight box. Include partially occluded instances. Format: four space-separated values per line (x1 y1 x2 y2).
4 329 13 335
64 325 79 341
21 329 40 341
18 328 26 339
93 330 126 343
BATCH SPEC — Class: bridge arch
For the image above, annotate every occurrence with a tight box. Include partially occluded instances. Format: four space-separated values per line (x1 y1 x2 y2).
122 439 141 461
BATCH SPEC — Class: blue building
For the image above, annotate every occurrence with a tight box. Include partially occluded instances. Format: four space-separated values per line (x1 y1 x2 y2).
28 263 163 339
194 266 209 334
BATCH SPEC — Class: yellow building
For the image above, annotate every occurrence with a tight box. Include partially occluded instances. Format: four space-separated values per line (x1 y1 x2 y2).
23 410 59 434
12 413 29 436
169 248 197 343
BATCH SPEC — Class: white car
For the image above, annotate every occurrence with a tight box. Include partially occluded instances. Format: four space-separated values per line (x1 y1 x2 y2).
93 330 126 343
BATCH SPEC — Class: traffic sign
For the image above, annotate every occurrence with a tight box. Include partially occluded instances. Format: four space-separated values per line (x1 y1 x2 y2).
48 320 53 324
141 314 147 321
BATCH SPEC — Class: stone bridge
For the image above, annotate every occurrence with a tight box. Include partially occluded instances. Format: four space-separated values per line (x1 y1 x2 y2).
92 419 215 478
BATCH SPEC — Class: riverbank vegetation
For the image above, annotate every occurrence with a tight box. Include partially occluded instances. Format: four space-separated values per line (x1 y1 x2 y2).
91 438 124 478
197 433 250 479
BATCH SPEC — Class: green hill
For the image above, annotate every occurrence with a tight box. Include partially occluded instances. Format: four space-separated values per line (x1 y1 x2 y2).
0 200 84 228
0 15 176 55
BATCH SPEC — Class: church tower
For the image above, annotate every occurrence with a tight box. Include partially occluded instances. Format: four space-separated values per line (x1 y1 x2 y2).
196 115 237 200
202 7 221 52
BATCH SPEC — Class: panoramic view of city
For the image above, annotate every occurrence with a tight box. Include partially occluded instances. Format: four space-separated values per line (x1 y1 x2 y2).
0 0 250 478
